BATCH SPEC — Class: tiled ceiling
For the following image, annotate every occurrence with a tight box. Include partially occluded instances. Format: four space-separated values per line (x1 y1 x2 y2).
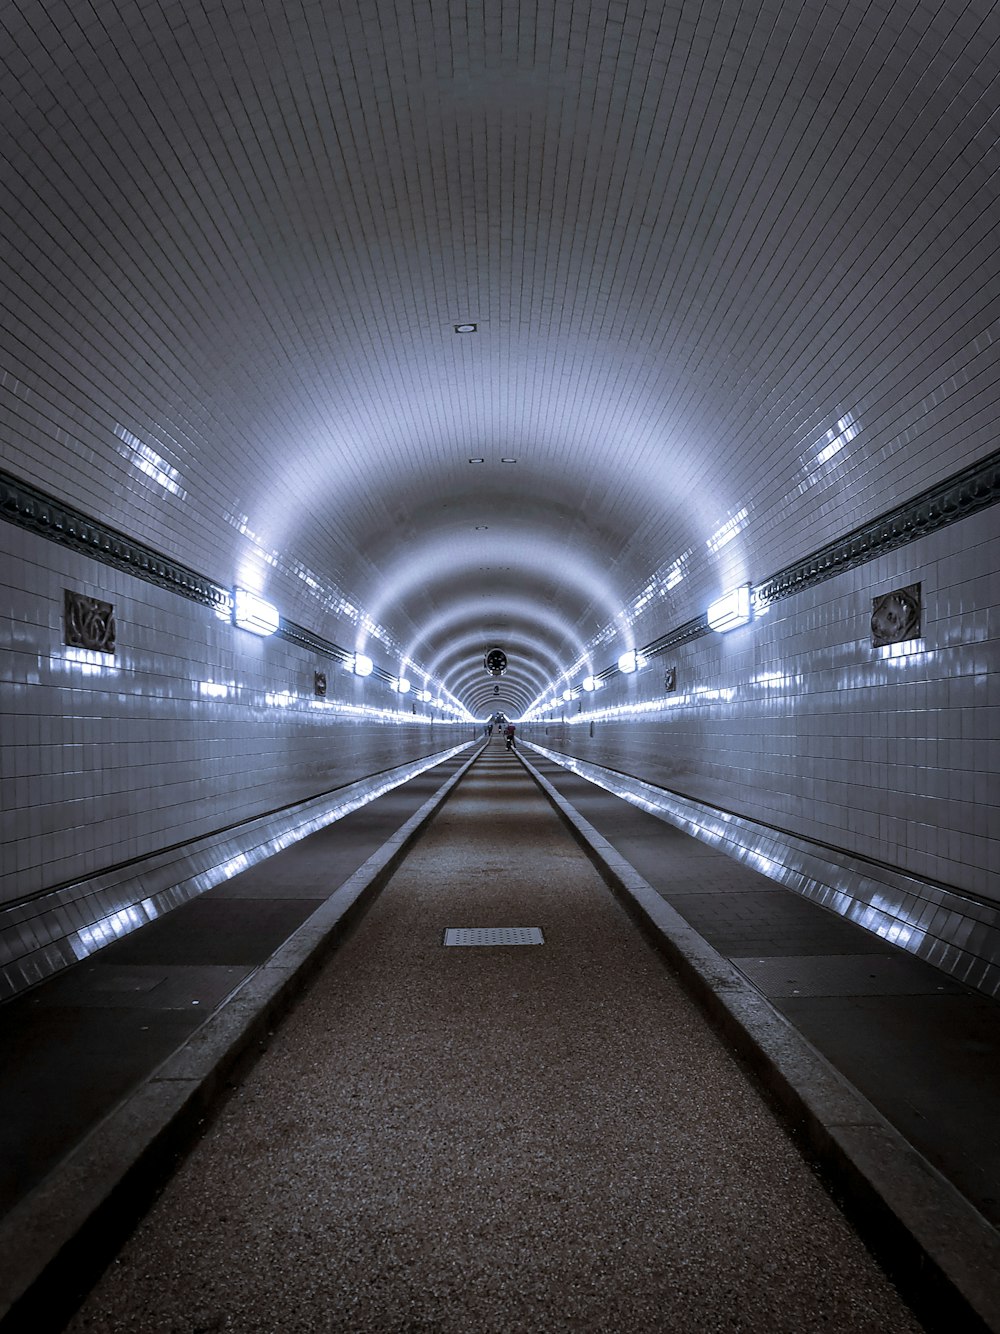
2 0 998 713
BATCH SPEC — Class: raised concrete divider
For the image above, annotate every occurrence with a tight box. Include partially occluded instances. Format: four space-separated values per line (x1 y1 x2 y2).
0 745 485 1334
518 748 1000 1334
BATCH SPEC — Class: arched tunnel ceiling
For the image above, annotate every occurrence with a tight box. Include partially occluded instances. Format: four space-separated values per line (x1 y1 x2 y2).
2 1 999 713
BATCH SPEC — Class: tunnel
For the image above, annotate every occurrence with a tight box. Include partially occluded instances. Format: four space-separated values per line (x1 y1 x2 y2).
1 1 999 1329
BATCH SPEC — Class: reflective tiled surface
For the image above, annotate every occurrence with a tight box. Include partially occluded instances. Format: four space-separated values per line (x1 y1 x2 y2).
1 1 999 1032
526 739 1000 998
0 522 475 910
0 721 474 999
526 749 1000 1228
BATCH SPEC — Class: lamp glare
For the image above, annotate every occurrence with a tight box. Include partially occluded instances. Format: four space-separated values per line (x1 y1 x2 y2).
618 649 647 674
707 585 752 633
233 588 279 637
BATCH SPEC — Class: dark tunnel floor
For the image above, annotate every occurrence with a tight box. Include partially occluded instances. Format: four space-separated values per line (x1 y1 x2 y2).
0 742 997 1330
61 743 921 1333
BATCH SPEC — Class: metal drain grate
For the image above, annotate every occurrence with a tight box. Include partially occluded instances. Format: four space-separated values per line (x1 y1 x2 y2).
443 927 545 946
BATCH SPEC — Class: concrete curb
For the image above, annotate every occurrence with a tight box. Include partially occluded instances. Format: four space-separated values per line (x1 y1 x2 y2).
519 749 1000 1334
0 745 485 1334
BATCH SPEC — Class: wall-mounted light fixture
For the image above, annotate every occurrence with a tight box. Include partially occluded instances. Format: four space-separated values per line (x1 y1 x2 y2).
562 689 574 701
417 689 432 703
351 652 374 677
233 587 279 636
394 676 411 694
581 675 603 692
617 649 648 674
706 584 752 633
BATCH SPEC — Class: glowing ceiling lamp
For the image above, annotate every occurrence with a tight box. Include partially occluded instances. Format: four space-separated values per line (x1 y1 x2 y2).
707 584 752 633
351 652 374 677
233 587 279 636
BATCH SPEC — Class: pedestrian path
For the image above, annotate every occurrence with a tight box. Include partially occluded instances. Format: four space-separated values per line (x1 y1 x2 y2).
62 745 921 1333
1 743 998 1330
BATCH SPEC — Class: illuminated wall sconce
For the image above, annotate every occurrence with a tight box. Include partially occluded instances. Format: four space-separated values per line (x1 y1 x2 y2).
562 689 573 701
617 649 648 674
707 584 752 633
417 689 432 703
581 675 603 692
351 652 374 677
233 587 280 636
394 676 411 694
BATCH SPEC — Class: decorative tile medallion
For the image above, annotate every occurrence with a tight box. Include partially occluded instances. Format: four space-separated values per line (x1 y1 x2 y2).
871 583 921 647
64 589 116 654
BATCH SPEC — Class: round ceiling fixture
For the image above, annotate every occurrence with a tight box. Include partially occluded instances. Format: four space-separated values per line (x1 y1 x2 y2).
485 648 507 676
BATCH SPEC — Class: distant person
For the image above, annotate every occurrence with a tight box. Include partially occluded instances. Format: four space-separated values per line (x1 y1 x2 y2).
504 722 516 751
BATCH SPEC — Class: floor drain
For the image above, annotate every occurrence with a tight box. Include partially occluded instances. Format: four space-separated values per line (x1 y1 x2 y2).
443 927 544 946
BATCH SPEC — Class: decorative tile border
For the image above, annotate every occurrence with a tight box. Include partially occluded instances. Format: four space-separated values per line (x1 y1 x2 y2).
0 467 361 670
4 446 998 675
278 618 354 665
0 467 231 613
753 447 1000 608
641 446 1000 661
639 614 709 662
526 742 1000 1000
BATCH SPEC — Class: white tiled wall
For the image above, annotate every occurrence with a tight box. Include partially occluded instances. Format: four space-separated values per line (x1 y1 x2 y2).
0 522 469 906
524 506 1000 902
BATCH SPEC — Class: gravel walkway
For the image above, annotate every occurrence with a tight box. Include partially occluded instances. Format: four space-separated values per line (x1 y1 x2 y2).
66 748 923 1332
